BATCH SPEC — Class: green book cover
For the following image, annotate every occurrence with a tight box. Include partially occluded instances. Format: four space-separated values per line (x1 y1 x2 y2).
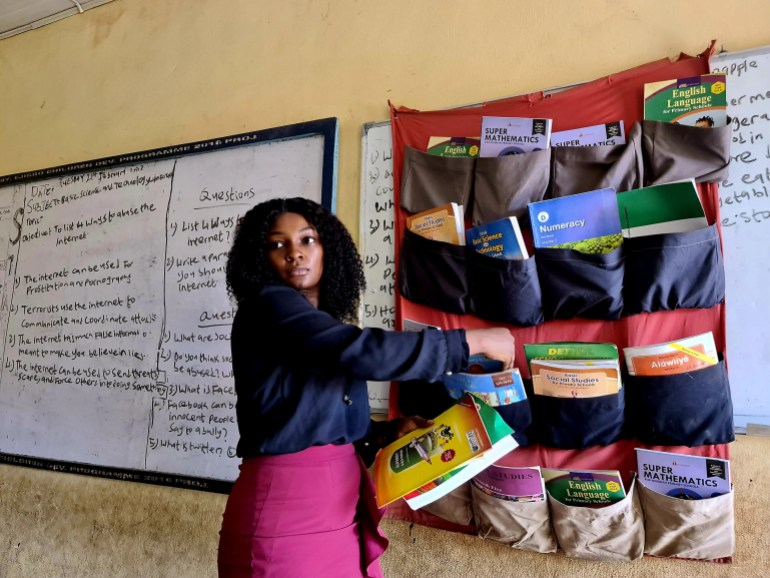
524 341 618 363
643 73 727 127
543 468 626 507
616 180 707 238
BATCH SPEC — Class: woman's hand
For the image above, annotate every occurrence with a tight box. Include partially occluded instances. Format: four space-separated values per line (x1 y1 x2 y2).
465 327 516 370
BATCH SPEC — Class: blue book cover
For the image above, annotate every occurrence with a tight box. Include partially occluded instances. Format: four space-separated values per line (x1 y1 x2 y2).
527 188 623 254
466 216 529 260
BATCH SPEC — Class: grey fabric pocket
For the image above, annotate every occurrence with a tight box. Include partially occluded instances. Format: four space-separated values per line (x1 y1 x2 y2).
638 479 735 560
418 484 474 526
400 146 475 213
548 477 644 561
471 484 557 553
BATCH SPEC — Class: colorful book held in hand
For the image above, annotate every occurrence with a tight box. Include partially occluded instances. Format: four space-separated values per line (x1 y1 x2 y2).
427 136 481 157
616 179 707 238
643 73 727 127
543 468 626 507
623 332 719 376
465 216 529 260
479 116 552 157
406 202 465 245
636 448 731 499
400 396 518 510
374 394 515 508
551 121 626 147
527 187 623 254
473 465 546 502
442 354 527 408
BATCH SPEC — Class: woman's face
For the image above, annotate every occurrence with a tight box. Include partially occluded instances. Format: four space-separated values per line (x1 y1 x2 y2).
266 212 324 306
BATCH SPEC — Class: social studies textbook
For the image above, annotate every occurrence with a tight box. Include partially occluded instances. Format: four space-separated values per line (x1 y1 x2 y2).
406 202 465 245
527 187 623 254
643 73 727 127
551 121 626 147
615 179 707 238
427 136 481 157
401 396 517 510
636 448 731 499
374 394 513 508
543 468 626 507
465 216 529 260
529 359 620 398
623 332 719 376
472 465 546 502
479 116 552 157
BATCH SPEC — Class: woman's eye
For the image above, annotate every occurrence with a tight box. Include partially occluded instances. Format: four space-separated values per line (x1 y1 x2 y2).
302 236 317 245
267 240 284 250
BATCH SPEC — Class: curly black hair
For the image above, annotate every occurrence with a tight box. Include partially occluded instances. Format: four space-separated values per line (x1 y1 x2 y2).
226 197 366 323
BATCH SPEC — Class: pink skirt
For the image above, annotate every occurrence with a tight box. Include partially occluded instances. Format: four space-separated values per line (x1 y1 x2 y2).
218 444 388 578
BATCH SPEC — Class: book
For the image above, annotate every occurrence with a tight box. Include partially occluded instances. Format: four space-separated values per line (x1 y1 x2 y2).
623 331 719 376
442 357 527 408
472 465 546 502
527 187 623 254
373 394 514 508
542 468 626 507
524 342 620 366
643 73 727 127
479 116 552 157
398 396 518 510
529 358 621 398
426 136 481 157
635 448 731 499
551 121 626 147
465 216 529 260
616 179 707 238
406 202 465 245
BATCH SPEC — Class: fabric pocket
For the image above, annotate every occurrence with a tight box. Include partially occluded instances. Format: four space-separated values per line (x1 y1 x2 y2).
623 224 725 316
400 146 475 213
530 387 625 449
418 484 474 526
471 149 551 225
471 484 557 553
637 479 735 560
625 356 734 446
398 228 468 314
467 251 544 327
495 399 535 447
641 119 731 185
535 246 624 320
548 477 644 561
550 122 644 197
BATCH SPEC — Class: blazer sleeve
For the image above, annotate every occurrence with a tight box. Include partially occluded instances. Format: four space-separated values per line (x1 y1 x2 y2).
249 285 469 382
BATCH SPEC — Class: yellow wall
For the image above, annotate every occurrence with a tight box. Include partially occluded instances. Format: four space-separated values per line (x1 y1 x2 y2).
1 0 769 575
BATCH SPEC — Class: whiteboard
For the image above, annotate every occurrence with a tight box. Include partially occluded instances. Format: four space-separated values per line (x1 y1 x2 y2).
712 47 770 428
0 119 338 491
360 122 396 413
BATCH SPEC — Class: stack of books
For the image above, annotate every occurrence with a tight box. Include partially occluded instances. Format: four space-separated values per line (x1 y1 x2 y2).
406 202 465 245
623 332 718 376
616 179 707 238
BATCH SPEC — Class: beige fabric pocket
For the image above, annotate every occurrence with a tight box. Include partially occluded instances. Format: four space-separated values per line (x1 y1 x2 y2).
548 477 644 561
471 484 557 553
637 478 735 560
400 146 475 213
472 148 551 225
417 483 474 526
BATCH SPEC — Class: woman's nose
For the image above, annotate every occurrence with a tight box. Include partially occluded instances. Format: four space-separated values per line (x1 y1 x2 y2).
286 246 304 261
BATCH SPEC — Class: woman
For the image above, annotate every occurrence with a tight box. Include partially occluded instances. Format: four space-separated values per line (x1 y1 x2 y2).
218 197 515 577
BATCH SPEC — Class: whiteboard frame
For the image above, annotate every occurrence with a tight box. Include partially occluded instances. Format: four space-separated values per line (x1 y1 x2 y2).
0 117 339 493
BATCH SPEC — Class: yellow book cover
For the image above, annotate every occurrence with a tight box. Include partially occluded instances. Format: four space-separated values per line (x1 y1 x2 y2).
531 359 620 398
373 394 492 508
406 202 465 245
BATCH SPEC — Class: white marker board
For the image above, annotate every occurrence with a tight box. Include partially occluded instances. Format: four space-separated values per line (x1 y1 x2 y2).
0 118 339 491
712 46 770 428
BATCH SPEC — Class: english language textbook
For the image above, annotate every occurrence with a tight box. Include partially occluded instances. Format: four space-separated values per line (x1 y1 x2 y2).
643 73 727 127
543 468 626 507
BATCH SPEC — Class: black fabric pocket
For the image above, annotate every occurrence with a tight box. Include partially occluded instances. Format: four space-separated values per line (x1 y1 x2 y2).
623 224 725 316
550 122 644 197
625 356 734 446
495 399 534 447
400 146 475 213
398 228 468 314
397 379 456 421
467 251 544 327
471 149 551 226
535 246 624 321
530 387 626 449
641 119 731 185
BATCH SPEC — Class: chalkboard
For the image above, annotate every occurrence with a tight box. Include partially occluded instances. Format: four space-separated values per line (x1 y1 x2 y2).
711 46 770 428
359 122 396 413
0 118 339 491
